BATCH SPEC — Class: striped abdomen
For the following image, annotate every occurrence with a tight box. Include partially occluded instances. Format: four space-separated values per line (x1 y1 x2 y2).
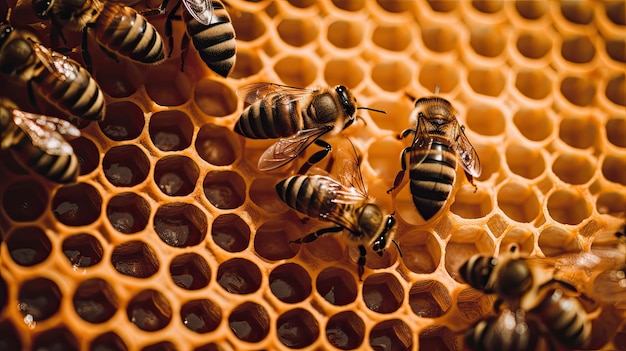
276 175 341 219
531 289 590 349
235 94 304 139
96 3 165 64
409 140 456 220
184 0 236 77
9 132 79 183
33 59 105 121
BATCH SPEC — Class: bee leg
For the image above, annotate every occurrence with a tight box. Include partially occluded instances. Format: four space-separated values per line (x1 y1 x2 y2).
464 171 478 192
26 81 41 113
289 226 343 244
180 33 190 72
165 0 183 58
79 26 94 73
297 139 331 175
387 145 411 194
357 245 367 281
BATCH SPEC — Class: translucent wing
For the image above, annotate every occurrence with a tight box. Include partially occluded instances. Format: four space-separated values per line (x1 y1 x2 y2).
182 0 213 25
409 115 434 166
258 126 333 171
237 82 316 105
13 110 80 156
451 122 482 177
308 175 365 230
30 40 80 82
333 137 368 200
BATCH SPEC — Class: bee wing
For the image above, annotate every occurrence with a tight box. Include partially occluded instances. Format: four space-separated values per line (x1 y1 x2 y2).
258 126 333 171
12 110 80 156
237 82 316 105
409 117 435 166
451 122 482 177
592 267 626 305
312 175 366 230
182 0 213 26
30 40 80 82
333 137 368 199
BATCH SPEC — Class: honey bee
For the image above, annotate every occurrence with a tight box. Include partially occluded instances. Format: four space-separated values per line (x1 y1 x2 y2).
0 24 105 121
146 0 235 76
387 92 481 221
460 244 592 350
464 308 541 351
235 82 385 172
32 0 166 69
275 137 397 280
0 98 79 183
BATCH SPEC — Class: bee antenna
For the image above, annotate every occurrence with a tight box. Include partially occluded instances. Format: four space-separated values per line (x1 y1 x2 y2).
357 107 386 114
355 115 368 126
392 239 402 258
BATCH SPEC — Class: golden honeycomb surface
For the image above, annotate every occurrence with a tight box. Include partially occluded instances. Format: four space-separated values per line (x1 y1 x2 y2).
0 0 625 350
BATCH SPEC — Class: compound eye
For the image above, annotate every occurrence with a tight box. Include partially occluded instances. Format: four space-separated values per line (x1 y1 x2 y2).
336 86 356 117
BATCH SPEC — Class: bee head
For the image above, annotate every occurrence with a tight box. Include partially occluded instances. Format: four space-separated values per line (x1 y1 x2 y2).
413 96 456 126
495 258 533 298
0 24 12 46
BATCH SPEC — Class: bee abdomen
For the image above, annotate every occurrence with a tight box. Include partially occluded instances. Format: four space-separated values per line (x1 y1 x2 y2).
97 3 165 64
276 175 329 218
184 0 236 77
531 289 590 349
11 135 79 183
409 141 456 220
235 96 301 139
465 312 540 351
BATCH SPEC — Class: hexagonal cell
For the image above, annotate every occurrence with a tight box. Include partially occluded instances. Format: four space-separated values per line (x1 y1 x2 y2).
6 226 51 266
2 180 47 221
369 319 412 351
470 25 506 58
194 79 238 117
515 70 552 100
111 241 160 278
398 229 441 274
211 214 250 253
538 226 581 257
514 1 548 20
0 321 22 350
500 228 535 256
409 280 451 318
70 136 99 175
552 153 595 185
277 308 319 348
154 156 199 196
596 192 626 216
331 0 365 11
561 35 596 64
149 110 194 152
456 288 495 322
141 341 176 351
497 182 540 223
193 344 227 351
126 289 172 332
366 99 413 133
418 325 458 351
372 24 411 52
95 60 143 98
362 273 404 314
606 118 626 148
445 226 494 281
73 278 118 323
466 104 505 136
230 48 263 79
559 115 599 149
254 219 303 260
170 253 211 290
316 267 358 306
560 76 595 107
372 60 412 92
217 258 262 294
606 39 626 64
418 63 460 94
99 101 144 141
513 108 553 142
515 31 552 60
195 124 240 166
606 73 625 107
228 301 270 343
273 55 318 87
52 182 102 226
203 170 246 209
249 177 288 213
277 17 319 47
326 311 365 350
18 277 61 323
450 188 493 219
230 11 266 42
144 64 192 106
90 332 128 351
546 188 591 225
376 0 411 12
471 0 503 13
180 299 221 334
323 58 364 88
505 143 545 179
103 145 150 187
154 202 207 247
559 1 593 24
367 138 405 180
468 68 506 97
269 263 312 304
0 274 7 313
604 1 625 25
32 327 78 351
62 233 104 268
106 192 150 234
326 20 365 49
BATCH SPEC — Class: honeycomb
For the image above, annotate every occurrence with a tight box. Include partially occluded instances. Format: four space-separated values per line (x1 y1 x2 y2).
0 0 625 350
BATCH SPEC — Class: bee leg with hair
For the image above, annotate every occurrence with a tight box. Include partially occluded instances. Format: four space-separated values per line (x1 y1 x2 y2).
297 139 331 175
387 128 416 194
180 32 190 72
289 226 343 244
